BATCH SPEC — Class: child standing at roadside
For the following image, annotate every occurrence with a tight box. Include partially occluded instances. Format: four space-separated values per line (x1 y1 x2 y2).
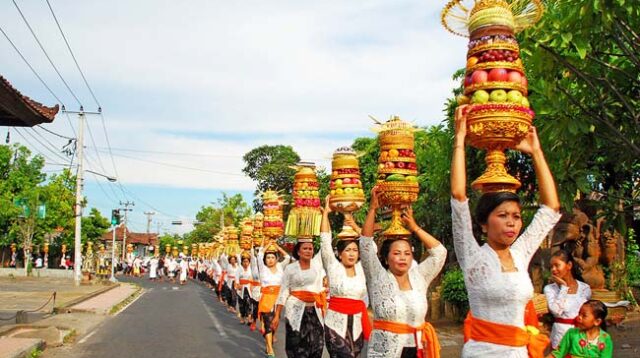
549 300 613 358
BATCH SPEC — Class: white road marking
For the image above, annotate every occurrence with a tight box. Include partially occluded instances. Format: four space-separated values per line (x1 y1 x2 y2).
112 289 146 317
78 330 96 344
172 287 179 290
201 301 227 338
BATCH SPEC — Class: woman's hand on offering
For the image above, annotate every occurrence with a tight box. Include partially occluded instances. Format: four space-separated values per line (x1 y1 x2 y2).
400 207 419 232
515 125 542 155
343 213 361 234
369 185 381 211
323 194 332 214
454 105 469 142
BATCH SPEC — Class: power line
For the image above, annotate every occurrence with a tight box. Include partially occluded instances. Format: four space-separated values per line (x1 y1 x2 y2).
0 24 64 105
119 185 179 219
98 112 125 198
85 120 109 175
104 151 246 177
91 146 243 158
12 127 65 164
36 124 74 140
84 151 120 200
12 0 82 108
45 0 101 109
15 127 69 163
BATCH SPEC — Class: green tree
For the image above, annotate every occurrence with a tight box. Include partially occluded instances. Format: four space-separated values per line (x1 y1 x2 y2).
188 193 252 242
82 208 110 243
518 0 640 234
242 145 300 211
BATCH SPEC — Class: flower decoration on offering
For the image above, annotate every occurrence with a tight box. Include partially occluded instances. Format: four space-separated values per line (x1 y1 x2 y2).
252 212 265 247
262 190 285 239
374 116 420 239
442 0 544 193
329 147 365 240
191 243 198 257
285 162 322 242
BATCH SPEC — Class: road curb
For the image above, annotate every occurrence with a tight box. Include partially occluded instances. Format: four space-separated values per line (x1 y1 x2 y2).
54 283 120 313
0 337 45 358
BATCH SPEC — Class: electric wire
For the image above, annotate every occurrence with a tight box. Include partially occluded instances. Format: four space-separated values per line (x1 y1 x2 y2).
15 127 69 163
36 124 74 140
31 127 72 162
12 127 65 164
45 0 101 109
84 151 121 200
104 151 245 177
0 24 63 105
12 0 82 108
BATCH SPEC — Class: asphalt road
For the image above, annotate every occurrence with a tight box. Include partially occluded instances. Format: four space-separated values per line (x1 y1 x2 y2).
56 276 288 358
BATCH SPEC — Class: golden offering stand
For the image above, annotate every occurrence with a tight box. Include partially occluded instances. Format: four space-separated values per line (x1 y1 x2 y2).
442 0 544 193
286 163 322 240
374 116 420 238
329 147 365 240
252 212 265 247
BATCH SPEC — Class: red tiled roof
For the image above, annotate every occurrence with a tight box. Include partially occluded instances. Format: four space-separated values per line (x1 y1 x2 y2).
0 75 59 127
100 225 159 246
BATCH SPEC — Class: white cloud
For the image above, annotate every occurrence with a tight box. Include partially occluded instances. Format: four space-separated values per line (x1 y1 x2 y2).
1 0 467 193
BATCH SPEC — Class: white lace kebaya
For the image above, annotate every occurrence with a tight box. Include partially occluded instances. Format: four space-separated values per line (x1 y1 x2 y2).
319 232 368 340
275 253 325 332
359 235 446 358
544 281 591 348
451 198 561 358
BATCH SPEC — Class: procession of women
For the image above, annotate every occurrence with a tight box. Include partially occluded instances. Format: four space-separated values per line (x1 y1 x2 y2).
139 2 620 357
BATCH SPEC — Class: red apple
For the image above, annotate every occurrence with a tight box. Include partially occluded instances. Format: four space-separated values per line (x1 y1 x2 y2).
488 68 508 82
343 178 352 184
397 162 406 169
507 71 522 83
385 162 395 169
471 70 488 84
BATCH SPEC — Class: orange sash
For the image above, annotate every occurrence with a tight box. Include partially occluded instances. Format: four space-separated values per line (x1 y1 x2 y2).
463 311 549 358
258 286 280 314
290 290 326 317
217 271 226 292
373 320 440 358
328 297 372 340
239 279 252 285
250 280 261 287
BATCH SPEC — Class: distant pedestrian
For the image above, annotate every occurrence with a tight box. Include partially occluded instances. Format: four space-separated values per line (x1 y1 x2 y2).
167 257 178 283
179 255 189 285
157 256 165 281
149 256 159 281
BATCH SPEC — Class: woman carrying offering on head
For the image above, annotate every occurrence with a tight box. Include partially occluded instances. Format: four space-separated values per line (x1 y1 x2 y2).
271 238 326 358
450 105 562 357
320 196 369 358
257 242 289 358
360 187 446 358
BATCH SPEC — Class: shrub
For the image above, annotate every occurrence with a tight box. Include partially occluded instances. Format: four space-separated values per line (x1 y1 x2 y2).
442 267 469 309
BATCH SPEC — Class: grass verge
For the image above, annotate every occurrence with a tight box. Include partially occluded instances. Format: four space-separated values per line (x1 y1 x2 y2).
108 284 142 315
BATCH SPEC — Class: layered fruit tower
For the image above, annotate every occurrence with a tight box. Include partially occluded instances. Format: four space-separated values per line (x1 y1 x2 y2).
224 226 241 256
285 163 322 238
375 116 420 238
377 116 419 186
329 147 365 240
262 190 284 239
442 0 544 192
252 212 264 247
330 147 365 206
240 217 254 251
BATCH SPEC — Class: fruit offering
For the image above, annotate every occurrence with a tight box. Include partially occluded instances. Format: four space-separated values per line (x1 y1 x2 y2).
262 190 284 239
285 163 322 239
224 226 241 257
329 147 365 240
442 0 544 192
374 116 420 238
240 217 254 250
252 212 265 247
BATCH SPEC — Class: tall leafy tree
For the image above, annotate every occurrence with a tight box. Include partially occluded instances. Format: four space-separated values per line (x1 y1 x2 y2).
518 0 639 233
242 145 300 211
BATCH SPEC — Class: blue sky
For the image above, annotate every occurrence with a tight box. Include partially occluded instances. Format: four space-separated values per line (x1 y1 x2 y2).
1 0 467 234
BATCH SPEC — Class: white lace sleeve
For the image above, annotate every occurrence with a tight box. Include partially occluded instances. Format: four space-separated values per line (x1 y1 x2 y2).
511 205 561 264
544 283 569 316
220 253 229 270
320 232 337 272
277 254 291 272
417 244 447 283
450 198 481 271
276 266 291 306
359 236 384 283
257 248 266 273
251 252 259 279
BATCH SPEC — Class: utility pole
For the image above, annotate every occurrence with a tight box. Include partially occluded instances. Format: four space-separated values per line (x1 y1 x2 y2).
144 211 155 234
66 107 112 286
120 201 134 260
